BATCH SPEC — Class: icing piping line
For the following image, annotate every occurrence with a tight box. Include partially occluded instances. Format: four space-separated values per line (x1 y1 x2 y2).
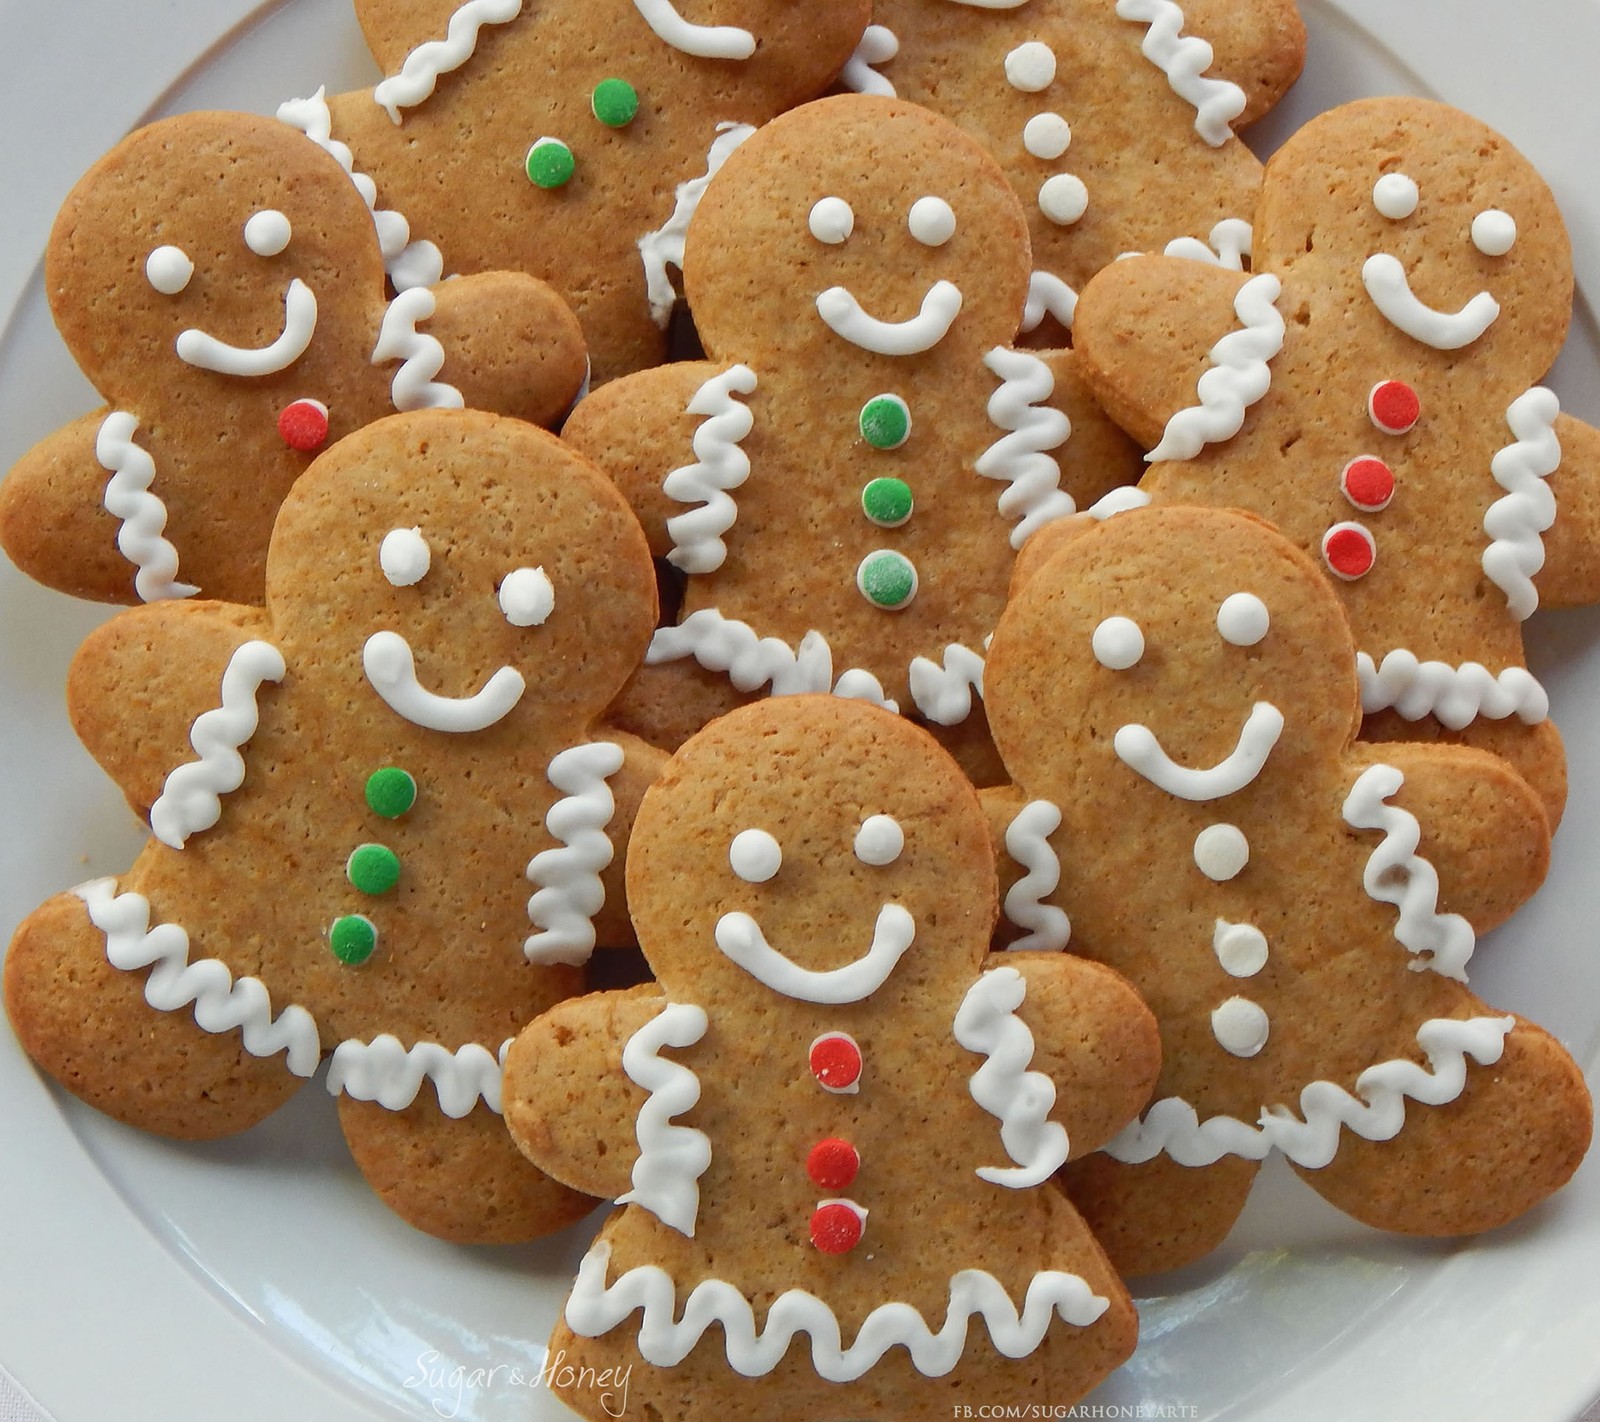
1021 272 1079 334
565 1240 1109 1380
525 742 625 966
372 287 467 412
1103 1014 1516 1168
840 23 899 96
1163 218 1253 271
75 878 320 1075
1114 0 1247 147
373 0 524 123
648 610 834 696
326 1034 511 1117
96 411 200 603
150 640 287 849
908 644 985 726
1341 763 1475 981
1147 272 1283 463
616 1002 712 1237
954 966 1071 1187
1356 650 1548 728
976 347 1076 550
663 365 759 574
1003 800 1071 952
1482 386 1560 621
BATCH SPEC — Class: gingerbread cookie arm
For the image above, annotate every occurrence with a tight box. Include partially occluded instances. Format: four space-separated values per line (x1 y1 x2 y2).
1021 348 1145 513
67 601 278 822
1073 256 1257 452
351 0 483 77
1531 410 1600 608
1172 0 1307 128
590 732 672 949
502 983 666 1200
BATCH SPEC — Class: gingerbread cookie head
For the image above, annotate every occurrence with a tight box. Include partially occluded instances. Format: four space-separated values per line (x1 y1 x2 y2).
0 109 585 607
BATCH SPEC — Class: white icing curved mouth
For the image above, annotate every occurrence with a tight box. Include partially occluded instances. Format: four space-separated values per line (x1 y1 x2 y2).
175 278 319 376
1114 702 1284 801
362 629 525 732
632 0 756 58
1361 254 1499 351
714 904 915 1003
816 281 963 356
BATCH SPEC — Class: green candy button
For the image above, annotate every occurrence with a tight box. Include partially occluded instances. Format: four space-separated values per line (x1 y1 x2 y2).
859 394 911 450
856 550 918 611
861 477 914 528
591 78 640 128
365 766 417 819
525 138 576 189
347 843 401 896
330 914 377 966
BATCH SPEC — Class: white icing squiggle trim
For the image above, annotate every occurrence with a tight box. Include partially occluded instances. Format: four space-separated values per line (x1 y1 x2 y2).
372 287 466 411
715 904 915 1004
1003 800 1071 952
648 611 834 696
175 280 318 377
150 641 287 849
631 0 755 58
1356 651 1548 728
1087 486 1154 520
908 644 986 726
832 667 901 715
663 365 758 574
976 347 1076 550
1103 1015 1515 1167
841 23 899 96
1361 254 1499 351
616 1002 711 1237
95 411 199 602
1022 271 1079 333
524 742 624 966
1114 701 1283 801
373 0 523 123
1114 0 1246 147
954 966 1070 1187
1483 387 1560 621
565 1241 1109 1379
1342 763 1475 981
1163 218 1253 270
75 878 319 1075
639 123 756 329
326 1033 509 1117
1147 273 1283 463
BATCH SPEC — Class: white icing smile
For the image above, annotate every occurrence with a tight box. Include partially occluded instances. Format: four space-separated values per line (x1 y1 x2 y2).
362 629 525 732
1361 254 1499 351
816 281 963 356
175 278 319 376
714 904 915 1003
1114 702 1284 801
631 0 756 58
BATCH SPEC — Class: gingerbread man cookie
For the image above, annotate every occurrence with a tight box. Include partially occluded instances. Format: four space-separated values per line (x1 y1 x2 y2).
983 504 1590 1276
1072 96 1600 826
502 695 1161 1419
564 94 1141 767
0 110 585 609
281 0 872 383
4 409 665 1242
843 0 1304 337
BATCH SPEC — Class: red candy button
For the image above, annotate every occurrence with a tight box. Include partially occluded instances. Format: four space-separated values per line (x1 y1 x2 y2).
1322 522 1376 580
807 1138 860 1192
809 1032 862 1093
1368 380 1420 435
1340 456 1395 512
278 398 330 452
810 1200 866 1255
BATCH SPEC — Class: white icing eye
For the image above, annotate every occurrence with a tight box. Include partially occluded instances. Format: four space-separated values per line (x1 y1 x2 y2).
1005 40 1057 93
379 527 431 587
1091 616 1144 671
1372 174 1419 221
1216 593 1269 647
809 197 854 245
1023 113 1071 161
730 828 782 883
145 245 194 295
854 815 904 866
498 566 556 627
908 196 956 247
1471 209 1517 257
244 209 292 257
1038 174 1089 227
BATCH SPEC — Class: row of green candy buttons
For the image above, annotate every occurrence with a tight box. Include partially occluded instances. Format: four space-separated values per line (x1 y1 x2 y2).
524 79 641 189
857 395 918 612
329 767 417 965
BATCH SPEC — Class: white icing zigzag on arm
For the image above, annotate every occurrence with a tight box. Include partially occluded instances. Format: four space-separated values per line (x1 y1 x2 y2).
1103 1014 1516 1168
326 1034 510 1117
977 347 1076 550
648 610 835 696
908 644 985 726
96 411 200 603
565 1240 1108 1379
954 966 1071 1187
372 288 467 412
373 0 524 123
1356 651 1548 728
1483 386 1560 621
840 23 900 96
1003 800 1071 952
525 742 625 966
1021 272 1079 334
150 640 287 849
663 366 759 573
1164 218 1253 270
1341 763 1475 981
1114 0 1247 147
1147 273 1283 463
616 1002 712 1237
75 878 320 1075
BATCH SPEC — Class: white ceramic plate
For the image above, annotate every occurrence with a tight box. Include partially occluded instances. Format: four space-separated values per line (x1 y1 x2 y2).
2 2 1598 1418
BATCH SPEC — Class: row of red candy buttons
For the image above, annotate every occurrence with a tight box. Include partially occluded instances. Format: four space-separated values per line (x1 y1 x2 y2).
1323 380 1419 581
808 1033 865 1254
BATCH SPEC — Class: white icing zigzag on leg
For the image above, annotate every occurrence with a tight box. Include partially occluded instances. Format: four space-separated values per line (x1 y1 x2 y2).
372 288 467 412
96 411 200 603
648 610 835 696
1356 650 1548 727
977 347 1076 550
908 644 986 726
1003 799 1071 952
663 365 759 574
326 1034 511 1117
525 742 625 966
